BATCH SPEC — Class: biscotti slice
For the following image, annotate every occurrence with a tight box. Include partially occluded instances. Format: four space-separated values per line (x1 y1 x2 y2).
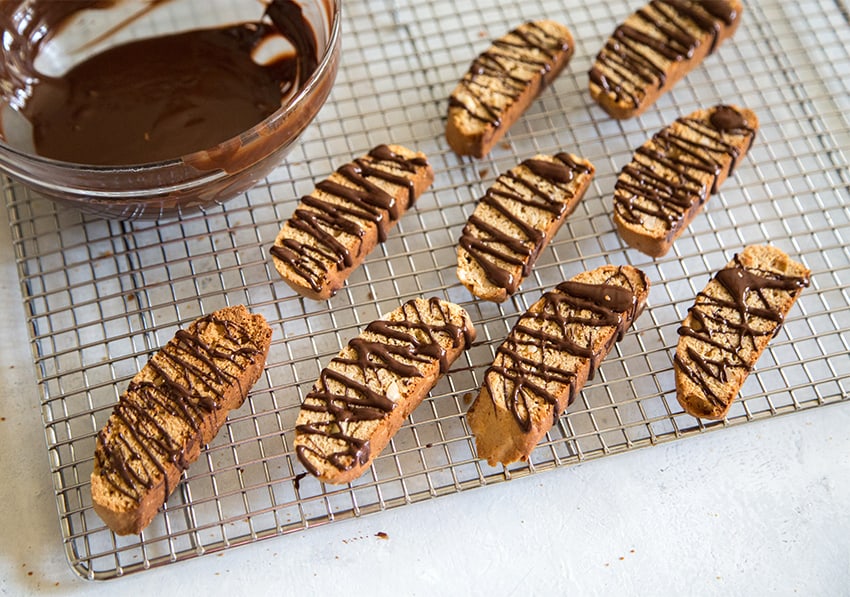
271 144 434 300
457 152 595 302
295 298 476 484
589 0 744 119
91 305 272 535
675 245 810 420
613 104 758 257
447 20 574 158
467 265 649 466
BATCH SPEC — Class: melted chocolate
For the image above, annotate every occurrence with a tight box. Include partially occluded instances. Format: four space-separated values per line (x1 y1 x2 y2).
15 0 318 165
449 21 570 127
484 269 642 432
270 145 429 294
295 299 474 476
589 0 736 110
675 253 809 409
459 153 591 295
709 104 748 131
95 313 264 502
613 105 755 241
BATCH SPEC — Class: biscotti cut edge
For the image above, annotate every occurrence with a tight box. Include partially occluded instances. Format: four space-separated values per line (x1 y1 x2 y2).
447 20 575 158
674 245 810 420
91 305 272 535
271 144 435 300
457 152 596 302
613 104 758 258
295 297 476 484
467 265 649 466
589 0 744 119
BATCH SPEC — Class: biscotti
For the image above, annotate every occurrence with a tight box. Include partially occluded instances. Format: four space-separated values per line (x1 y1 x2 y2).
447 20 574 158
457 152 595 302
675 245 809 420
467 265 649 466
271 144 434 300
295 298 475 484
613 104 757 257
91 305 272 535
589 0 744 119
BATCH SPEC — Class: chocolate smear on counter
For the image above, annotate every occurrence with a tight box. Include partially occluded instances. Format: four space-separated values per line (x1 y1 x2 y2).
15 0 318 165
484 268 642 432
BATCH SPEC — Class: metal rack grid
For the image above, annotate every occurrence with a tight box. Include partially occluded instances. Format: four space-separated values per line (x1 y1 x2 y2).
3 0 849 581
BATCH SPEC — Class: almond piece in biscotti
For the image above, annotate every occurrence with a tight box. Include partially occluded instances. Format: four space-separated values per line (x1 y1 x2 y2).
613 104 758 258
675 245 810 420
270 144 434 300
457 152 595 302
294 298 476 484
447 20 574 158
589 0 744 119
467 265 649 466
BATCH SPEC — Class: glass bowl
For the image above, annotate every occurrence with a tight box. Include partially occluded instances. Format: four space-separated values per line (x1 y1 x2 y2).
0 0 341 219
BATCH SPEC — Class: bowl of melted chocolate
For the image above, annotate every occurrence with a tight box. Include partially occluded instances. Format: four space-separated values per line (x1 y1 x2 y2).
0 0 340 219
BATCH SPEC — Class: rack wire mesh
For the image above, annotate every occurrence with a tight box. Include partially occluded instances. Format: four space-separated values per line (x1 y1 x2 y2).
2 0 849 581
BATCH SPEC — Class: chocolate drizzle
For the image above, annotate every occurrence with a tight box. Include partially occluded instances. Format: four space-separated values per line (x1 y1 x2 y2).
295 299 475 477
94 312 265 503
675 253 809 410
459 153 592 295
589 0 737 111
613 105 755 241
449 21 570 127
484 268 643 432
270 145 429 294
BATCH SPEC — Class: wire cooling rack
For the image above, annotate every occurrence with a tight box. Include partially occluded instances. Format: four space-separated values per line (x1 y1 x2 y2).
3 0 849 581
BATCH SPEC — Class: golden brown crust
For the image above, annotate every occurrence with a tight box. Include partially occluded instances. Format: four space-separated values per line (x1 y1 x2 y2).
91 305 272 535
271 144 434 300
613 104 758 257
675 245 810 420
294 298 475 484
456 153 595 302
589 0 744 119
467 265 649 466
446 20 574 158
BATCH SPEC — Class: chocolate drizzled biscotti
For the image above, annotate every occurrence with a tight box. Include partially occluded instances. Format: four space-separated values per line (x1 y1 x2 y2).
295 298 475 484
467 265 649 466
675 245 809 420
613 104 757 257
271 144 434 300
589 0 744 119
447 20 574 158
457 152 595 302
91 305 272 535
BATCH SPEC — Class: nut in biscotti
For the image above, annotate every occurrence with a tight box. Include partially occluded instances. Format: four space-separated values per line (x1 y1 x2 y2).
613 104 758 258
91 305 272 535
270 144 434 300
294 298 476 484
675 245 810 420
457 152 595 302
589 0 744 119
447 20 574 158
467 265 649 466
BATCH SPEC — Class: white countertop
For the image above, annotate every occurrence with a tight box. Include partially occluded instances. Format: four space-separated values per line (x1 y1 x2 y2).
0 200 848 595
